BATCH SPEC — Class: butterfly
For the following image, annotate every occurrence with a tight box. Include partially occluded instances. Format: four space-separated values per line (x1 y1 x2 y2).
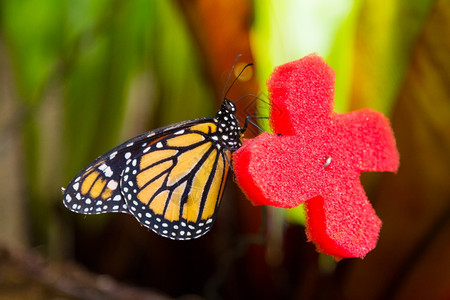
63 62 253 240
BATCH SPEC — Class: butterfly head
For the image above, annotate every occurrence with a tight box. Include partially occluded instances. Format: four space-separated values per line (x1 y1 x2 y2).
221 98 236 113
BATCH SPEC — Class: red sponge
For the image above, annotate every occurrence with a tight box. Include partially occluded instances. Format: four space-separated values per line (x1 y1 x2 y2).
233 54 399 258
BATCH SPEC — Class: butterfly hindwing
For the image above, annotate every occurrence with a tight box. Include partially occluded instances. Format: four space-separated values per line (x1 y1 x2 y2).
121 121 231 240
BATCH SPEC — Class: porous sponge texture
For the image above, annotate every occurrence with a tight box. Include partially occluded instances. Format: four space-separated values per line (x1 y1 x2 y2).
233 54 399 258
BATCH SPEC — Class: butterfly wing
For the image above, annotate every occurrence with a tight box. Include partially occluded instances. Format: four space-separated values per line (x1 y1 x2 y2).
63 119 210 215
63 119 231 240
122 122 231 240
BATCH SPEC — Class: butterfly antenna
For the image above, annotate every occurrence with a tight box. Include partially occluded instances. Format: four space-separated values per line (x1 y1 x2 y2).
221 54 242 100
234 93 270 107
222 55 254 100
226 63 254 101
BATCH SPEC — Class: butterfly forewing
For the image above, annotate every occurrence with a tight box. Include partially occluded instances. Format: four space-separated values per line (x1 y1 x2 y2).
122 122 231 240
63 154 129 215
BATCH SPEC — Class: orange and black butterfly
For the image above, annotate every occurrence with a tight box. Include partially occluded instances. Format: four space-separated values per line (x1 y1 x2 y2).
63 62 254 240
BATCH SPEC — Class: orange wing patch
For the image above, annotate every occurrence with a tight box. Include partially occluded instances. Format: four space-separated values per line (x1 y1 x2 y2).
149 189 170 215
167 142 212 186
136 160 172 188
140 149 177 170
189 123 217 134
166 133 204 147
164 182 187 222
90 176 107 198
81 171 100 195
137 174 167 205
201 151 229 220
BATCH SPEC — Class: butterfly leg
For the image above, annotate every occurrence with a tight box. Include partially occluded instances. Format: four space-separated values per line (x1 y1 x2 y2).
241 116 268 133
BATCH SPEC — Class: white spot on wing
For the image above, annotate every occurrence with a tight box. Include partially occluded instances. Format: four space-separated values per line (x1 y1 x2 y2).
104 166 113 177
107 180 118 190
109 151 118 159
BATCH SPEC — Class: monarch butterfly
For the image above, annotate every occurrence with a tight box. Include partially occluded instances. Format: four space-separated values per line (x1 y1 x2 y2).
63 62 253 240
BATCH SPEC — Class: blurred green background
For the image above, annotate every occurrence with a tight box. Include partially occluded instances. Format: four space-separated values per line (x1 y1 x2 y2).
0 0 449 299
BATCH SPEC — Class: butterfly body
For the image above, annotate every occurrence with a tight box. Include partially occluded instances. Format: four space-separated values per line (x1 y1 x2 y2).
63 98 242 240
